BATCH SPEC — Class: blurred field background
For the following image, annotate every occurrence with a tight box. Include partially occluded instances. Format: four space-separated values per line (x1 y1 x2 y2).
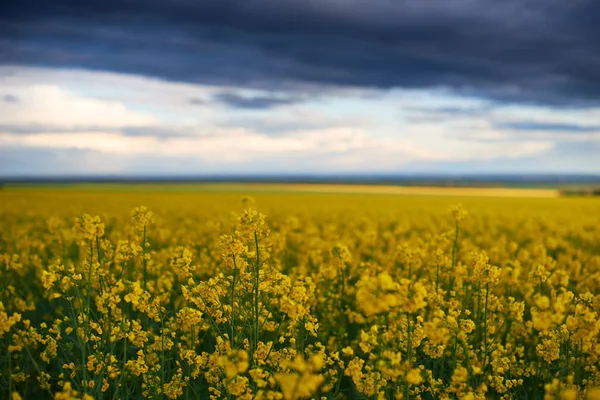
1 183 597 222
2 182 600 399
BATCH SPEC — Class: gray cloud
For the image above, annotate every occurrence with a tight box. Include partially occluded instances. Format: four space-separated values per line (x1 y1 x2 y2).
402 103 494 123
119 126 193 138
213 92 304 109
0 124 199 140
0 124 107 134
496 122 600 133
219 115 366 136
2 94 19 103
188 98 206 105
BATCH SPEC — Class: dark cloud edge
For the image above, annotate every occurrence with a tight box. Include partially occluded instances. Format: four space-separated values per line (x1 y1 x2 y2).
1 0 600 107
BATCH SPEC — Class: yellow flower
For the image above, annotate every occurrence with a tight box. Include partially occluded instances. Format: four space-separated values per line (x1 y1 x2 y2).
126 350 149 376
130 206 154 231
171 246 195 279
73 214 105 240
275 372 324 400
342 347 354 356
406 368 422 385
587 387 600 400
536 296 551 310
217 349 249 379
561 388 578 400
0 302 21 338
448 203 467 222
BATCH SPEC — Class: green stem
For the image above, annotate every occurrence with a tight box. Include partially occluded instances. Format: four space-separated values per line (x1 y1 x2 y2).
161 316 165 400
83 237 94 392
482 283 489 368
230 255 238 348
564 333 571 379
452 331 458 369
339 260 347 344
449 220 459 294
253 231 260 358
15 332 55 399
142 225 147 291
435 264 440 294
114 332 127 400
8 343 12 398
475 282 482 347
405 314 413 399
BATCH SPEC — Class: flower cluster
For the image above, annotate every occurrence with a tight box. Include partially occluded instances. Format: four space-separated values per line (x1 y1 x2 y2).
1 189 599 400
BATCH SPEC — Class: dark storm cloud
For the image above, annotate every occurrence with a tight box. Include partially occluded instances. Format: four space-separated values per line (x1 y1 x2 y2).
1 0 599 105
213 92 303 109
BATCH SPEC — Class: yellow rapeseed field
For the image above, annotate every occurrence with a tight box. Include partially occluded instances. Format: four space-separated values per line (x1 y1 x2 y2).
1 185 599 400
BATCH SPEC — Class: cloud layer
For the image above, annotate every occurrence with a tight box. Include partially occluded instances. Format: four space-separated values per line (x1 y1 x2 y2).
1 2 599 175
0 66 598 176
2 0 599 106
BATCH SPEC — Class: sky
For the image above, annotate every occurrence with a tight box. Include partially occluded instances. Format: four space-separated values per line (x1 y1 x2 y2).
1 0 599 176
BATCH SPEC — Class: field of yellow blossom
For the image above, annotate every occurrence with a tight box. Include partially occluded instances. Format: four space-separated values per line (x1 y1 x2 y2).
1 185 600 400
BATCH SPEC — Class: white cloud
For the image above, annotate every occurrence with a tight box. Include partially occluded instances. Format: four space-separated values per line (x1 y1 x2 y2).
0 85 157 129
0 65 596 174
